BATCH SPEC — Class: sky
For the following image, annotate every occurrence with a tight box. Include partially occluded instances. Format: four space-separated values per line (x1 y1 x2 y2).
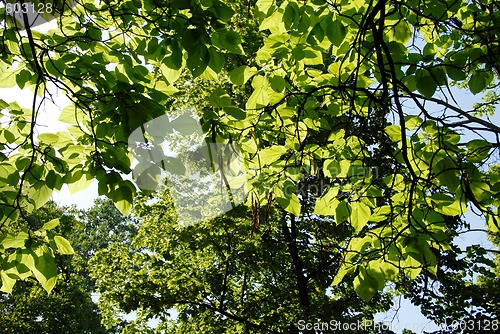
0 15 498 334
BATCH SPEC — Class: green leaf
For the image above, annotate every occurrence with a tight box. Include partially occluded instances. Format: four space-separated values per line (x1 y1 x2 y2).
404 115 423 130
16 69 31 89
241 137 258 154
0 70 17 88
67 171 93 194
0 271 16 293
246 75 270 109
0 162 17 182
115 199 132 216
256 0 274 14
212 0 235 22
1 232 29 249
385 125 402 142
170 114 199 135
392 20 412 44
470 181 492 204
259 10 283 31
217 30 244 55
466 139 492 162
349 202 370 232
136 164 162 191
224 106 246 120
446 66 466 81
436 166 460 192
314 188 339 215
162 156 187 175
332 265 356 286
208 47 225 73
469 71 488 95
45 169 62 188
161 63 182 84
302 47 323 65
283 2 299 29
209 87 232 108
270 75 286 92
0 99 8 110
38 133 60 145
326 20 346 46
229 66 258 85
335 200 350 224
58 105 77 124
53 236 75 255
155 81 180 95
291 46 305 60
165 41 183 70
33 250 58 294
187 47 209 77
5 251 31 280
430 67 447 86
401 253 423 279
277 193 301 216
486 214 499 233
29 184 53 209
416 69 437 98
369 206 390 222
258 145 286 165
307 23 325 45
354 266 379 301
41 218 60 231
370 259 399 282
430 193 466 216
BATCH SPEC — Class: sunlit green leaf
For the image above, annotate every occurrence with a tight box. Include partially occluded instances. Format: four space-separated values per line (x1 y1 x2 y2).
32 250 58 294
391 20 412 44
277 193 301 216
115 199 132 216
385 125 402 142
53 236 75 255
349 202 370 232
38 133 60 145
1 232 29 249
258 145 287 165
314 188 339 216
41 218 60 231
229 66 258 85
0 271 16 293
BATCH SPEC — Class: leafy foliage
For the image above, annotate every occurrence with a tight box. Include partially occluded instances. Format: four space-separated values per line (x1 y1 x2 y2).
398 167 500 332
0 201 111 333
90 190 394 332
0 0 499 328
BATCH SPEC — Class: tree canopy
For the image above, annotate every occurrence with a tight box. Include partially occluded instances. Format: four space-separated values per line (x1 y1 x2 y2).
0 199 131 333
1 0 500 331
90 190 396 332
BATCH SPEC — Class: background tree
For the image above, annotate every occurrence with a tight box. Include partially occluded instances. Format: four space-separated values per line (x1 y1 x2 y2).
0 201 109 333
0 198 137 333
90 189 396 333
